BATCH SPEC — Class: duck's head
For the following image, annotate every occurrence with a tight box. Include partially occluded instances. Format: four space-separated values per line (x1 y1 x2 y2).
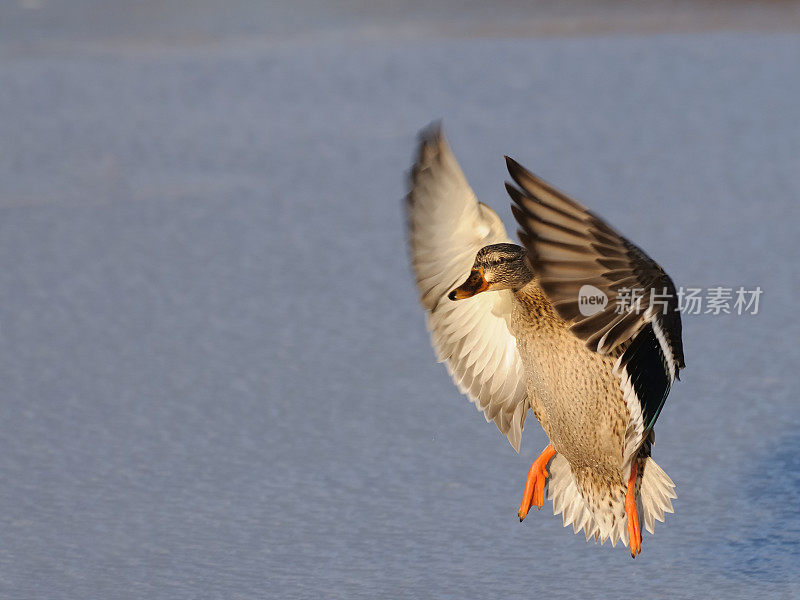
449 243 533 300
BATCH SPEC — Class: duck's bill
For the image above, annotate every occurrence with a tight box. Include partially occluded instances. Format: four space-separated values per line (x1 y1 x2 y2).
448 269 491 300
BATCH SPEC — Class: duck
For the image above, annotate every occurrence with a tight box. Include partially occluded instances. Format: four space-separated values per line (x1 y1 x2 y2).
406 123 684 557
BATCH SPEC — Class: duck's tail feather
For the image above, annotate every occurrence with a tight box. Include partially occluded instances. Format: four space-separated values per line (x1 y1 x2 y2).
638 456 677 534
546 455 677 546
546 453 598 541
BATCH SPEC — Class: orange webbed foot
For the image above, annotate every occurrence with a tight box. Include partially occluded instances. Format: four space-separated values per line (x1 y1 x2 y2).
518 444 556 521
626 461 642 558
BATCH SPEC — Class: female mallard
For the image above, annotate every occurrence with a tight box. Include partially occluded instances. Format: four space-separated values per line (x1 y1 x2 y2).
406 124 684 557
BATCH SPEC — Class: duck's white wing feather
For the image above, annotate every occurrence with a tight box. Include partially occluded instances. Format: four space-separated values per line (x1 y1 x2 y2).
407 125 528 451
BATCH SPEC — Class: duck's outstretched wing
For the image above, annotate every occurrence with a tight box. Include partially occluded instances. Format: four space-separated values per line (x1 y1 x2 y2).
406 125 528 451
505 158 684 457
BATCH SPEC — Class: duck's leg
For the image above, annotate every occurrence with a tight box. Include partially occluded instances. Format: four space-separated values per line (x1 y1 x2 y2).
625 461 641 558
518 444 556 521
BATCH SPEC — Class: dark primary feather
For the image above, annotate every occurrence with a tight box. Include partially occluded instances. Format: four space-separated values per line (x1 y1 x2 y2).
505 156 685 369
619 323 672 432
504 156 685 432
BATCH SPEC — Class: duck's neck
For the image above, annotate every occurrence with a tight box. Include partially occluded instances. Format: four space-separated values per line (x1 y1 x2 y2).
509 255 536 293
512 267 561 321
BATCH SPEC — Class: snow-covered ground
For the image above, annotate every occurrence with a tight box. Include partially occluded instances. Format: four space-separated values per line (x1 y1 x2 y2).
0 3 799 597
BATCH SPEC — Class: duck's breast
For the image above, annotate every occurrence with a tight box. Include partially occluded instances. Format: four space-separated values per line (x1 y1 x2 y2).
511 283 628 472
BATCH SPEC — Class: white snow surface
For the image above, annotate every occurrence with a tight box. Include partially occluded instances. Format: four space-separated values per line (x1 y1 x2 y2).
0 4 799 598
